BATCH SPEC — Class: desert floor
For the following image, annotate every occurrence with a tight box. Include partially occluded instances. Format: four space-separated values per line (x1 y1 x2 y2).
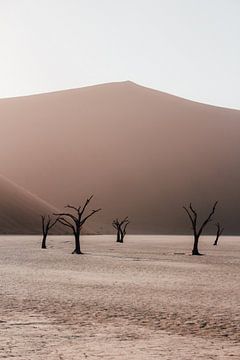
0 235 239 359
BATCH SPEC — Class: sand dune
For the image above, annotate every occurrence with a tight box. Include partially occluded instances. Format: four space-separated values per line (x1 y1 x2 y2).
0 81 240 234
0 175 66 234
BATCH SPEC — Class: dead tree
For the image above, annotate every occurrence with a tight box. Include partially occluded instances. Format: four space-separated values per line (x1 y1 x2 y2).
112 219 122 242
54 195 101 254
41 215 59 249
112 217 129 243
213 223 224 246
183 201 218 255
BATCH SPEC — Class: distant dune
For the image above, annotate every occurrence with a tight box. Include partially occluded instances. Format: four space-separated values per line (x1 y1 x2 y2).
0 175 66 234
0 81 239 234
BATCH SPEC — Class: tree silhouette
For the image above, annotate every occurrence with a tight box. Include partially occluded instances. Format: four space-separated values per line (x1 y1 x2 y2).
54 195 101 254
213 222 224 246
183 201 218 255
112 217 129 243
41 215 59 249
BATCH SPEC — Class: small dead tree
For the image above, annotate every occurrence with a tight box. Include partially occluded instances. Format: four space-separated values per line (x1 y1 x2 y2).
112 217 129 243
54 195 101 254
41 215 59 249
112 219 122 243
183 201 218 255
213 223 224 246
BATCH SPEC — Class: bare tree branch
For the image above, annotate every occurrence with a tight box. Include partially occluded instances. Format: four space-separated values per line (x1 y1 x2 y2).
183 207 195 226
122 221 130 236
189 203 197 218
48 217 60 230
80 195 94 217
198 201 218 237
54 212 78 222
81 208 102 226
65 204 78 211
57 217 75 231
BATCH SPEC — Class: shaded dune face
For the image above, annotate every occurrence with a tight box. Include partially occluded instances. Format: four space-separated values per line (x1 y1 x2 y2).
0 175 76 235
0 81 239 234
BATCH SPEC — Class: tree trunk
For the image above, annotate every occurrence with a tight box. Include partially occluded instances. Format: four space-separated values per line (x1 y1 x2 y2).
74 231 82 254
120 231 124 243
41 234 47 249
192 235 201 255
117 229 124 243
213 236 219 246
116 229 122 243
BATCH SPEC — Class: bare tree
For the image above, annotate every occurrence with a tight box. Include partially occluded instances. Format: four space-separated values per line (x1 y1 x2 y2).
183 201 218 255
213 223 224 246
41 215 59 249
112 217 130 243
112 219 122 242
54 195 101 254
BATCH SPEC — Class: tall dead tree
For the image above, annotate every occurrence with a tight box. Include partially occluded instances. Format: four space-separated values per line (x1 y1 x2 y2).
183 201 218 255
54 195 101 254
112 217 129 243
213 223 224 246
41 215 59 249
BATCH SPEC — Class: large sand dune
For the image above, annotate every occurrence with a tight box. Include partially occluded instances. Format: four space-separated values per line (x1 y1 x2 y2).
0 82 240 234
0 235 239 359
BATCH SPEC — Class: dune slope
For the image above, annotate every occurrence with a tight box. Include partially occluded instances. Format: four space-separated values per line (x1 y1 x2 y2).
0 82 239 234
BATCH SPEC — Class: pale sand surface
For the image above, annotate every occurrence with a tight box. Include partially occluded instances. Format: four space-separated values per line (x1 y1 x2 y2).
0 235 239 359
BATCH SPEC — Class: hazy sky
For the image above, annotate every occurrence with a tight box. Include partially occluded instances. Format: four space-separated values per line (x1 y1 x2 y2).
0 0 239 108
